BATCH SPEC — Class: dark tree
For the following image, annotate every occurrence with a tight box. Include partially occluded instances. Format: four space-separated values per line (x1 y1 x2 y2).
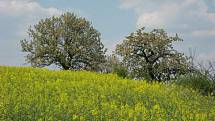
21 12 106 71
116 27 190 81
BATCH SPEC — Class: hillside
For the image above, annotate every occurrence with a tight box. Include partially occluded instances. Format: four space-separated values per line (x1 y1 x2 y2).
0 66 215 120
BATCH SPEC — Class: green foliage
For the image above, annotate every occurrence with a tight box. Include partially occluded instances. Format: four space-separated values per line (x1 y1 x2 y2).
174 72 215 96
113 65 128 78
0 66 215 120
116 27 190 82
102 55 128 78
101 55 121 73
21 12 106 71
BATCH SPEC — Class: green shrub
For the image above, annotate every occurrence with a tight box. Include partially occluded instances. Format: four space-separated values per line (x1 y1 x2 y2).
113 66 128 78
174 73 215 96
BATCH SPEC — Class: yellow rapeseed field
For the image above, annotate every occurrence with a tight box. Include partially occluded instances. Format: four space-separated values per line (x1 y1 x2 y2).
0 66 215 120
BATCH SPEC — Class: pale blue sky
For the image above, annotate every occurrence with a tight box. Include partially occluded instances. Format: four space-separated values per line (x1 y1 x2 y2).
0 0 215 66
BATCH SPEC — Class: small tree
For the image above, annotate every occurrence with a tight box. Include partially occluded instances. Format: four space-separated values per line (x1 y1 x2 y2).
21 12 106 71
102 54 120 73
116 27 190 81
102 54 128 78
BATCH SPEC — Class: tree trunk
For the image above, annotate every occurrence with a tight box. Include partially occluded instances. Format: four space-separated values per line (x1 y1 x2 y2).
60 62 70 70
148 66 155 81
62 66 70 70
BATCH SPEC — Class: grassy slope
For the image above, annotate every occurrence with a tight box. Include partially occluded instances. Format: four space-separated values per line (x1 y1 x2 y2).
0 66 215 121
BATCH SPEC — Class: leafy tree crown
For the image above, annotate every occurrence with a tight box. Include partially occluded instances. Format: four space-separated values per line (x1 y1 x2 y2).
116 27 190 81
21 12 106 71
